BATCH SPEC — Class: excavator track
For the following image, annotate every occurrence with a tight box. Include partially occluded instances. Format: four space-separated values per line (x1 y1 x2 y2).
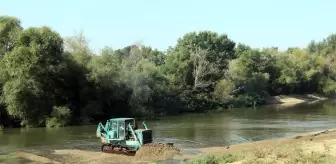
101 144 136 156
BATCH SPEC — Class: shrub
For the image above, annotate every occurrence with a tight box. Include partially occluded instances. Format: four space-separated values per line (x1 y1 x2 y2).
46 106 71 128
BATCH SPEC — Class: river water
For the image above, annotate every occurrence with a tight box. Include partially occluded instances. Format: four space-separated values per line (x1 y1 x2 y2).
0 100 336 156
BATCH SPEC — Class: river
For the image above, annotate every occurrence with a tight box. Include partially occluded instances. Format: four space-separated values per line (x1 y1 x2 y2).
0 100 336 157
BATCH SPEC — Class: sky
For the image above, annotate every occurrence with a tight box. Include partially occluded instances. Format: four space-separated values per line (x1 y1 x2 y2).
1 0 336 53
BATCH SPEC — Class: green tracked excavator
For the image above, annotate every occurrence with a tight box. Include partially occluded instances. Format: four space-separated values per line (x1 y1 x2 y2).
96 118 155 156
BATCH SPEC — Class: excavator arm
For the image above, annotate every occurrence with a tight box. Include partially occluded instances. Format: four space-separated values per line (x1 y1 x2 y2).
96 122 106 137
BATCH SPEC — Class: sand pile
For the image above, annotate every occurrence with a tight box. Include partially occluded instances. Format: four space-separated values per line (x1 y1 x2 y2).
135 142 181 160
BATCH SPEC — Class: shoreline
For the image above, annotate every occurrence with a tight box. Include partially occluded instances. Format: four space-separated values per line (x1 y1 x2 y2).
7 128 336 164
264 93 328 106
180 128 336 163
195 128 336 153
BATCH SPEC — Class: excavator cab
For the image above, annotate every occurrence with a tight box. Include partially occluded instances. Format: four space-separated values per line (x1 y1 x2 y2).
98 118 137 140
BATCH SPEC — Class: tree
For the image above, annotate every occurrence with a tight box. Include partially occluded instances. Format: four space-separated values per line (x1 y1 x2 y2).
86 47 129 118
1 26 66 127
64 30 92 67
138 45 166 66
0 16 22 56
119 45 169 115
235 43 251 57
307 34 336 56
1 15 336 128
220 48 277 105
0 16 23 124
164 31 236 89
175 31 236 69
191 49 219 89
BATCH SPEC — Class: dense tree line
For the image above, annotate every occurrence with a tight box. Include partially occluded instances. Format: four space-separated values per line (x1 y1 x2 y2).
0 16 335 128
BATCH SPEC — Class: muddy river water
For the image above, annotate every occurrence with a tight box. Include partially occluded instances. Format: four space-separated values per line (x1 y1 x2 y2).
0 100 336 157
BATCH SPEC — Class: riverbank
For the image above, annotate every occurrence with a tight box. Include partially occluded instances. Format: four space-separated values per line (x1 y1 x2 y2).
181 129 336 164
265 94 328 106
4 128 336 164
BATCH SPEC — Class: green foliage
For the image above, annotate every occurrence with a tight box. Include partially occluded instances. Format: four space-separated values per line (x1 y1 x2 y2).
213 79 235 100
220 49 274 105
1 21 67 127
64 30 92 67
0 15 335 128
46 106 71 128
119 46 169 115
0 16 22 56
320 78 336 95
2 78 43 125
164 31 236 89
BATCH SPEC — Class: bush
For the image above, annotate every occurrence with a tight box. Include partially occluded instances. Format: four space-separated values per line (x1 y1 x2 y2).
46 106 71 128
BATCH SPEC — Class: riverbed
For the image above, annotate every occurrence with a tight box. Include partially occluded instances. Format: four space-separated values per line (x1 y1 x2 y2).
0 99 335 163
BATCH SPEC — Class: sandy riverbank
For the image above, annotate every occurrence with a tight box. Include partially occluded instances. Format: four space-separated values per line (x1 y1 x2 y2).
6 128 336 164
265 94 328 106
10 143 182 164
181 129 336 164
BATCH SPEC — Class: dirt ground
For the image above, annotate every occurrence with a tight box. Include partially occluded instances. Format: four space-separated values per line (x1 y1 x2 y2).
180 129 336 164
14 143 182 164
10 129 336 164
